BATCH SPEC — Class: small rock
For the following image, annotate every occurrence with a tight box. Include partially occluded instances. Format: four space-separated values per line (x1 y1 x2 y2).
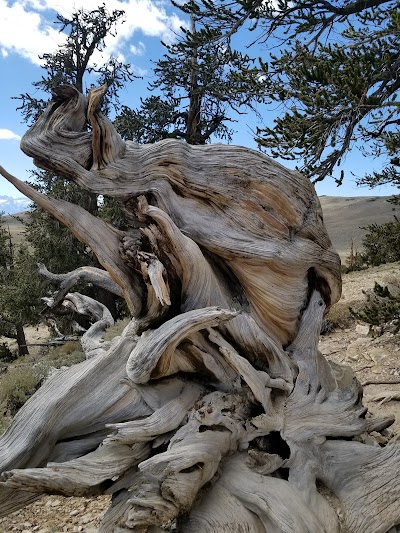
81 514 92 524
370 431 388 444
369 347 389 364
352 337 369 346
69 510 79 517
21 530 33 533
346 347 359 361
355 324 370 336
22 523 32 529
51 499 62 507
364 435 381 447
371 365 386 374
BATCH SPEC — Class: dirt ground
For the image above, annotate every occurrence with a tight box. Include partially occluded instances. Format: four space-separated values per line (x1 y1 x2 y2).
0 262 399 533
320 262 400 435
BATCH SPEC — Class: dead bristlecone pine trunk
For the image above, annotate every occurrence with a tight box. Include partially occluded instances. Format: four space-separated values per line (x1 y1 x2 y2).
0 84 399 533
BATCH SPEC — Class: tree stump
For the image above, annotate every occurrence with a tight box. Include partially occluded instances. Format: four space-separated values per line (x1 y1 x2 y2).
0 84 399 532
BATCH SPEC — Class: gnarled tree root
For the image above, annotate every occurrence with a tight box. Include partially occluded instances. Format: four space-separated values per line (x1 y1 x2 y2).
0 84 399 532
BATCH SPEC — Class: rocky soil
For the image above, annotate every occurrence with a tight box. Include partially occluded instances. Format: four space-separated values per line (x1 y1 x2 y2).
0 496 110 533
0 262 399 533
321 262 400 436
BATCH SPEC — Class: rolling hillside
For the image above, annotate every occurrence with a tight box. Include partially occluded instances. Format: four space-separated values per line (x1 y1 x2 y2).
320 195 398 259
2 211 31 246
2 195 399 260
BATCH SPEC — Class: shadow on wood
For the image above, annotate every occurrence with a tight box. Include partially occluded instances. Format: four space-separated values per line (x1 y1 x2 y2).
0 85 399 532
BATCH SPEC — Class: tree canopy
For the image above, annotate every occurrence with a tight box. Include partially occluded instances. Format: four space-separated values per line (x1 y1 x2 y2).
12 5 137 328
0 215 45 355
181 0 400 185
115 13 265 145
16 4 134 124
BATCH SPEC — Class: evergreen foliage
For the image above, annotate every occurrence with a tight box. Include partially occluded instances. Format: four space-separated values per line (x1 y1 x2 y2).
14 6 135 324
0 363 48 415
15 4 134 124
115 13 265 144
0 343 13 363
24 170 97 274
182 0 400 184
361 217 400 266
0 214 46 356
358 166 400 205
343 239 365 273
351 280 400 334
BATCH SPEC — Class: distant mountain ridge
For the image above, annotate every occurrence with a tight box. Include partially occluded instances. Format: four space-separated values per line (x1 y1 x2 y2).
0 195 31 215
1 195 398 261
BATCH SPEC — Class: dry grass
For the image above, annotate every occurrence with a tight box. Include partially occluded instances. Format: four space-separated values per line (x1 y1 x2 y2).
45 340 86 367
102 318 131 342
0 363 48 416
0 339 85 435
326 299 361 326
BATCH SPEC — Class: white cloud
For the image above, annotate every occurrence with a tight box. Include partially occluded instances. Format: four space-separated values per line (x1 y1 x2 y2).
0 128 21 141
0 0 185 65
130 41 146 56
0 0 66 64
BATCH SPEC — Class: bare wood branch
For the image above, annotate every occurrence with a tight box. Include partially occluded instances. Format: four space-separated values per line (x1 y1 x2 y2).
38 263 123 310
1 83 399 532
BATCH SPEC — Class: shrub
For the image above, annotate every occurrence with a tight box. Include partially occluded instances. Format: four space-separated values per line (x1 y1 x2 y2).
350 280 400 335
0 415 11 436
0 342 15 363
321 300 359 334
101 318 131 342
45 340 85 367
0 363 49 415
361 217 400 266
342 240 365 273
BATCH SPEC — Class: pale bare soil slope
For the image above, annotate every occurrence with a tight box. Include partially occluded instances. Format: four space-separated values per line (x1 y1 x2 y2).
2 212 31 247
320 195 399 259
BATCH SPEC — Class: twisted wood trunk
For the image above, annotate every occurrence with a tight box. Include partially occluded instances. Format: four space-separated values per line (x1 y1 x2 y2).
0 84 399 532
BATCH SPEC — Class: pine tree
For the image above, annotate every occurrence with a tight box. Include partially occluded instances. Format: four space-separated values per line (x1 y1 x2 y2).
182 0 400 184
351 281 400 334
361 217 400 266
16 5 133 124
0 214 45 356
15 6 135 319
115 13 265 145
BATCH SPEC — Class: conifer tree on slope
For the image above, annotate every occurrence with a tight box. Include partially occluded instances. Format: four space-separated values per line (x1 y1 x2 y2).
0 214 45 356
15 6 134 321
114 12 265 145
180 0 400 189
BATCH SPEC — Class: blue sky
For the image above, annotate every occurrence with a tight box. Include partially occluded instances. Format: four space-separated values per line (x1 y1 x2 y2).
0 0 398 199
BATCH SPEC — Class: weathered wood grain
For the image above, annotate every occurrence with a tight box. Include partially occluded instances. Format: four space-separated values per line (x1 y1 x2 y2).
0 84 399 532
